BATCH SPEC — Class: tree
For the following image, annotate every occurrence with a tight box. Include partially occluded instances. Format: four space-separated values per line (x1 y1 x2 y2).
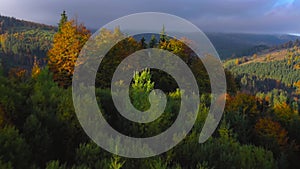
0 126 30 169
109 155 125 169
31 56 41 78
131 69 154 116
76 142 110 168
95 29 140 88
266 54 271 61
140 36 147 49
58 11 68 32
45 160 66 169
294 63 300 69
226 93 260 117
132 68 154 93
0 58 3 76
253 53 258 59
149 35 157 48
294 80 300 94
159 25 167 43
255 117 289 156
235 59 239 65
48 19 91 87
23 114 53 166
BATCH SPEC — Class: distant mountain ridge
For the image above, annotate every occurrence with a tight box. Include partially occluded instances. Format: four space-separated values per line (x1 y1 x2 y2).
0 15 56 34
206 32 299 59
0 14 299 62
0 15 56 73
133 32 299 60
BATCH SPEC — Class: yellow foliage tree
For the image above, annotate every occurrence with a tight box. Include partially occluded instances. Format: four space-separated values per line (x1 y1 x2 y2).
225 93 259 117
294 63 300 69
253 53 257 59
266 54 271 61
31 56 41 79
48 19 91 87
294 80 300 94
235 59 239 65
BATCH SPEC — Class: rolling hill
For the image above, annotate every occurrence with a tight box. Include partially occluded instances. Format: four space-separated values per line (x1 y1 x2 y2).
0 15 56 73
0 15 56 33
133 32 300 60
224 44 300 110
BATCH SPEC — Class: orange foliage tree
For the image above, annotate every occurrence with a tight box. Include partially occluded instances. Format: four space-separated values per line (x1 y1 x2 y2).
48 19 91 87
226 93 260 117
255 117 289 155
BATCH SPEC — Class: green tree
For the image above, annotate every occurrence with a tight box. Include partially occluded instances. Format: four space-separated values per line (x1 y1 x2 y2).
0 126 30 169
0 159 13 169
159 25 167 43
149 35 157 48
45 160 66 169
109 155 125 169
58 10 68 32
131 68 154 111
140 36 147 49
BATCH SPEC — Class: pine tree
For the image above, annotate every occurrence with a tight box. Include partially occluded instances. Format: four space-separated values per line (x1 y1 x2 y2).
58 10 68 32
140 36 147 49
149 35 157 48
159 25 167 43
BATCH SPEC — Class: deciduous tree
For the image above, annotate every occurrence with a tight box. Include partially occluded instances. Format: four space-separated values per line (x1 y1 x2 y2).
48 19 90 87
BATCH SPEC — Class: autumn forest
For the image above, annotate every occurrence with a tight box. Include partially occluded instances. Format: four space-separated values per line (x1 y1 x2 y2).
0 11 299 169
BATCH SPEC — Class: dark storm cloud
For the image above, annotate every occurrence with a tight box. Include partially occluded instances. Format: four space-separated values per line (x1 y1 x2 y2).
0 0 299 34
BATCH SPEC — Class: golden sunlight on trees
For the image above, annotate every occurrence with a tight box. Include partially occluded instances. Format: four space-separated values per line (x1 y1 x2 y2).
294 80 300 94
31 56 40 79
253 53 257 59
235 59 239 65
225 93 259 117
294 63 300 69
48 18 91 87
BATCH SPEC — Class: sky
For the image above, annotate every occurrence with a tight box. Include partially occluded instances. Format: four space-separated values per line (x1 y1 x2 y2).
0 0 299 34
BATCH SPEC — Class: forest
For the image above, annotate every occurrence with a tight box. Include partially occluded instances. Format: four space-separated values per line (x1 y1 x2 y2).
0 12 299 169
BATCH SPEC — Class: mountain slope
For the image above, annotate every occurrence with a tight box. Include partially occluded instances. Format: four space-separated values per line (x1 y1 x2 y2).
0 15 56 73
0 15 56 34
133 32 300 60
224 45 300 110
206 32 299 59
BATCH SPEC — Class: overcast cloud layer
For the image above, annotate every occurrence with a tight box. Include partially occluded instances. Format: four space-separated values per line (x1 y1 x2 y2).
0 0 299 34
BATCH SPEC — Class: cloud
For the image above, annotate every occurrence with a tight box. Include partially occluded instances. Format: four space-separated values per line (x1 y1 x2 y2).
0 0 299 34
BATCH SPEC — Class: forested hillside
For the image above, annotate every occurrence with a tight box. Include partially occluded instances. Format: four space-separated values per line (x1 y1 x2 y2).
225 44 300 112
0 15 55 33
206 32 299 59
0 15 56 74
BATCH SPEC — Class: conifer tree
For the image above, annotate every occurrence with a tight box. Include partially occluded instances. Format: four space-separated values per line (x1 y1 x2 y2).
159 25 167 43
58 10 68 32
149 35 157 48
